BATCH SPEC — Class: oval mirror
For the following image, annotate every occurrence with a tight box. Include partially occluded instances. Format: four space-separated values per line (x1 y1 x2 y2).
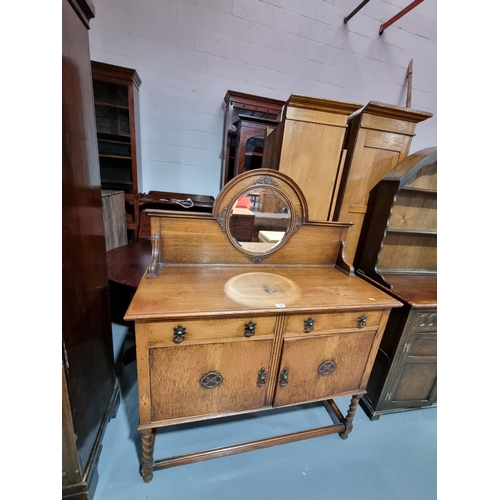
227 187 292 255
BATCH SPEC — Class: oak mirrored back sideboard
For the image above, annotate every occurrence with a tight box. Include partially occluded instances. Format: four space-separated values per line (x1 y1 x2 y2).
124 169 402 482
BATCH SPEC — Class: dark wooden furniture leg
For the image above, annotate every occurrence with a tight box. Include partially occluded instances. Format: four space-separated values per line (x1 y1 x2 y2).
339 394 361 440
140 428 156 483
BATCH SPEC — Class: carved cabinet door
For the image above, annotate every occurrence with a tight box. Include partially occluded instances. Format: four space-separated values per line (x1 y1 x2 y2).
273 330 377 407
380 309 437 411
149 339 273 422
383 334 437 410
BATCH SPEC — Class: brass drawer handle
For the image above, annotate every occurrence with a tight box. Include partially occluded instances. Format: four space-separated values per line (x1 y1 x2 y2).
279 367 289 386
257 368 267 387
357 314 367 329
173 325 187 343
303 317 315 333
244 321 256 337
200 371 223 389
318 360 336 375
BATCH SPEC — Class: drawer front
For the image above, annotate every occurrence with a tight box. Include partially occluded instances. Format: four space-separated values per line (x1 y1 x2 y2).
230 215 254 227
408 333 436 357
230 228 253 241
411 310 437 332
274 329 377 407
147 316 276 344
284 310 382 335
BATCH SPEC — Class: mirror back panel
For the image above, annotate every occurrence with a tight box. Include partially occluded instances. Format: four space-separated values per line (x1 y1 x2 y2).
149 170 353 267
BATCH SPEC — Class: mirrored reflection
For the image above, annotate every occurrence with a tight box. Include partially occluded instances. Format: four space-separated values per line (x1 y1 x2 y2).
228 187 291 254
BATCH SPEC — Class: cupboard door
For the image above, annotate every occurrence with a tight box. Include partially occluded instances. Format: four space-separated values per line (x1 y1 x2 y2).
384 331 437 410
149 339 272 422
273 331 376 407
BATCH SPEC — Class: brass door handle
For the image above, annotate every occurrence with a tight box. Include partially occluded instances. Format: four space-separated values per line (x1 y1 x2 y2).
304 317 315 333
357 315 367 328
244 321 256 337
318 360 336 375
279 367 289 386
173 325 187 343
200 371 223 389
257 368 267 387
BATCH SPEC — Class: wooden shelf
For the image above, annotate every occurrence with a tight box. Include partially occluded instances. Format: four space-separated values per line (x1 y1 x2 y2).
98 138 132 145
101 179 134 185
94 100 130 110
401 187 437 194
99 154 132 160
387 228 437 235
375 268 437 276
97 131 131 140
97 131 131 138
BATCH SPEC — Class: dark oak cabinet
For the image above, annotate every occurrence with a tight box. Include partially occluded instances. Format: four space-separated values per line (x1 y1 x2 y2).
356 148 437 420
63 1 119 498
220 90 285 188
91 61 142 242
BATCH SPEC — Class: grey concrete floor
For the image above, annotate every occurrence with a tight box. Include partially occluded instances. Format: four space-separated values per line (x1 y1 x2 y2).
93 323 437 500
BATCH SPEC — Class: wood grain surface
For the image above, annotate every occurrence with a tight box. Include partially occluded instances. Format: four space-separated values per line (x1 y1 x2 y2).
125 266 402 320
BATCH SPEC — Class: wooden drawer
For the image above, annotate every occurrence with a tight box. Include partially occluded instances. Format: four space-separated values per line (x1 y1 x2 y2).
230 227 253 241
231 227 253 241
411 311 437 332
147 316 276 344
284 310 383 335
230 215 254 227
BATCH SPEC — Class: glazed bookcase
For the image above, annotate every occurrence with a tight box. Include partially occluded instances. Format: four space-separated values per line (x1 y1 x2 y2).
91 61 142 241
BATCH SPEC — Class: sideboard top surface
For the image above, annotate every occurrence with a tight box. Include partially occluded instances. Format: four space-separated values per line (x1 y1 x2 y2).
125 169 402 321
124 265 401 320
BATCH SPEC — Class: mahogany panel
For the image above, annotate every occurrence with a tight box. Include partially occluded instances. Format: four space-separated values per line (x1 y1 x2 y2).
63 0 117 497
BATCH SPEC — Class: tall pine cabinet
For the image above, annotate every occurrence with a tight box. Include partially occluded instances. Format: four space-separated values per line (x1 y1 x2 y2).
333 101 433 266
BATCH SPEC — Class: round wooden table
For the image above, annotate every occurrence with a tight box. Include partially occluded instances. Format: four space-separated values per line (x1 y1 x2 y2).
106 240 152 290
106 241 152 366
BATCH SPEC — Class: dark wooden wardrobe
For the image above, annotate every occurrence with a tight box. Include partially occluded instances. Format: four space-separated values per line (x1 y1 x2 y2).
62 0 119 498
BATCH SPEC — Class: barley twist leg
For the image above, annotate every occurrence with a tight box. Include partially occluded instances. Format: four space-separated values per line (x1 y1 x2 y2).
339 394 361 440
140 429 155 482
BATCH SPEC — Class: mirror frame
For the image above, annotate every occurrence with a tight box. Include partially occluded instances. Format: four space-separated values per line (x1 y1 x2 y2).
213 169 308 262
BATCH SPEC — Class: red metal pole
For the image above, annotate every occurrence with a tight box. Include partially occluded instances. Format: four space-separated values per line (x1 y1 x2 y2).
379 0 424 34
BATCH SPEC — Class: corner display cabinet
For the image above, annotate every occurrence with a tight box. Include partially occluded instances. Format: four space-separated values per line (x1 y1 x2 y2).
356 147 437 420
91 61 142 242
124 169 402 483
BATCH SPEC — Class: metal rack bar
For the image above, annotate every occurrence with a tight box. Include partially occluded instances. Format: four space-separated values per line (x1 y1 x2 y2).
379 0 424 34
343 0 371 23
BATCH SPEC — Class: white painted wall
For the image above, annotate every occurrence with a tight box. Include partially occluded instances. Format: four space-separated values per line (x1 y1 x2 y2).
89 0 437 198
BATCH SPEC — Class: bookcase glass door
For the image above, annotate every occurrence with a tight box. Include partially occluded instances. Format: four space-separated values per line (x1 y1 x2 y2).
93 80 134 196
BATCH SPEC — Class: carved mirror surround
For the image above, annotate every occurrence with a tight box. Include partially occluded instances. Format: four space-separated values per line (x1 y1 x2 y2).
213 170 308 262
